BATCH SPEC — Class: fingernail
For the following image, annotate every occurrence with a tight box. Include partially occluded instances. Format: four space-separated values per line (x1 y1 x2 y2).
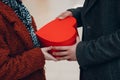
58 17 64 19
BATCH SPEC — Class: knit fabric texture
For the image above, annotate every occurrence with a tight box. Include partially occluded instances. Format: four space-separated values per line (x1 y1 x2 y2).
2 0 40 47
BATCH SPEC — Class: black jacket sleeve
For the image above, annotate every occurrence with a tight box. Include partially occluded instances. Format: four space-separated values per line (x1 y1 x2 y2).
67 7 83 27
76 29 120 68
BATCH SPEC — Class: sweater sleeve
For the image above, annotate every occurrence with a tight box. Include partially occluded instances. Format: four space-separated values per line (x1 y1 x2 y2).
76 29 120 68
0 15 45 80
0 34 45 80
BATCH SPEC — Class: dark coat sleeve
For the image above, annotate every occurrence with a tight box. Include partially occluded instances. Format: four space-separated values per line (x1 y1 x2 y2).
67 7 83 27
76 29 120 68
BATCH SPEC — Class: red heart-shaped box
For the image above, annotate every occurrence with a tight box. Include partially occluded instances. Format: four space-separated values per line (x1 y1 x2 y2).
36 16 78 55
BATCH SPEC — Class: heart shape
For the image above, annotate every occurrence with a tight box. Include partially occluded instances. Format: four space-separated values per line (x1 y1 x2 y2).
36 16 77 47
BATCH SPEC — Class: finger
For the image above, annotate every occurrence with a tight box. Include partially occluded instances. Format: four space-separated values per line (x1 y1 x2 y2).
56 56 70 60
43 46 52 51
67 59 76 61
76 36 80 43
58 14 67 19
57 11 72 19
57 13 67 19
52 46 70 51
46 53 57 61
53 51 68 56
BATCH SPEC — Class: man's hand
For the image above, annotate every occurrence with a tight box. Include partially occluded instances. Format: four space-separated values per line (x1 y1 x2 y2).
52 36 80 61
56 11 73 19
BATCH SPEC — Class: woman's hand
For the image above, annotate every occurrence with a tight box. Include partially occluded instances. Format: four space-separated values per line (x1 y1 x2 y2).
52 36 80 61
41 47 57 61
56 11 73 19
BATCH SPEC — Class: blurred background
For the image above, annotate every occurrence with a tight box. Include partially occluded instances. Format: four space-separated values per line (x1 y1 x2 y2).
23 0 85 80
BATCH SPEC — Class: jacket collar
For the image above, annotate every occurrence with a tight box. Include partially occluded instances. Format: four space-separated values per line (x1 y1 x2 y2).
0 1 34 49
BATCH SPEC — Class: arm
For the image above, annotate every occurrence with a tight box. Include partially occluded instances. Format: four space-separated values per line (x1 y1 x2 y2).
76 29 120 68
0 15 45 79
31 16 57 61
52 28 120 68
0 34 45 79
67 7 83 27
57 7 83 27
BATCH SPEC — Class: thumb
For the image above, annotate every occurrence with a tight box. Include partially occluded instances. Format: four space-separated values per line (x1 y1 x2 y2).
44 46 52 51
76 36 80 44
57 11 72 19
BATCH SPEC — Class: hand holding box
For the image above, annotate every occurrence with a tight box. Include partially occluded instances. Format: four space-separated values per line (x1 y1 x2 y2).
36 16 78 56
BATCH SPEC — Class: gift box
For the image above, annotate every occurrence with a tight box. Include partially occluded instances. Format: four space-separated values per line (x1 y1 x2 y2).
36 16 78 55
